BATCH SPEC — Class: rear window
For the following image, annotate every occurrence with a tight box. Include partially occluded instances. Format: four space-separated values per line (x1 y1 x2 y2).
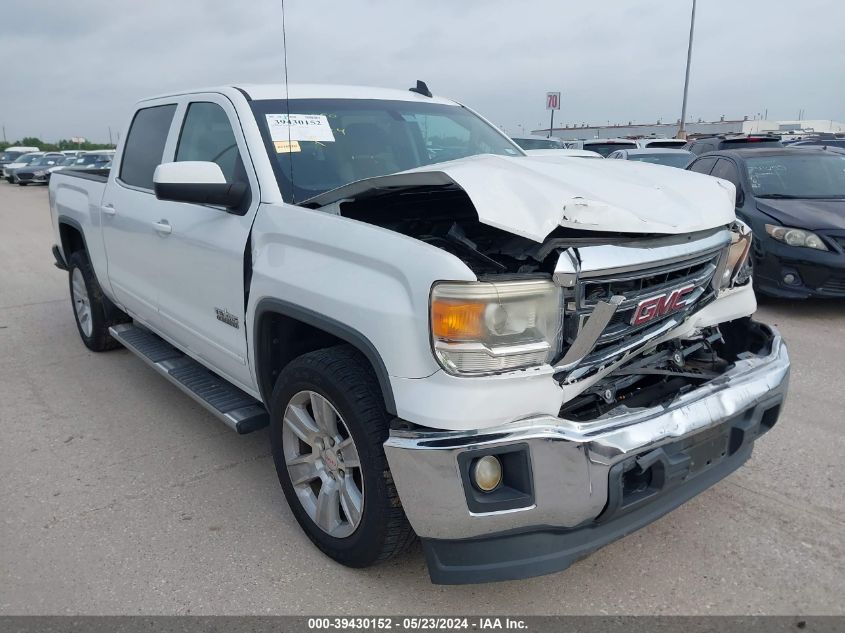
583 142 637 157
644 140 686 149
719 138 782 149
119 104 177 189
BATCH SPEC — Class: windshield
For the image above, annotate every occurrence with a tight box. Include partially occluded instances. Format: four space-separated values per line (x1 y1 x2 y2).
74 154 111 165
513 137 563 150
746 154 845 198
250 98 522 201
15 153 41 165
0 151 24 162
32 155 61 166
628 152 693 168
583 142 638 157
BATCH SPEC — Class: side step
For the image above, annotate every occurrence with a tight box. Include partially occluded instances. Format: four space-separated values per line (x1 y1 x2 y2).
109 323 269 434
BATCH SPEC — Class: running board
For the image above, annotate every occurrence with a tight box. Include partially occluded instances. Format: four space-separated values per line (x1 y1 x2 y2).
109 323 268 434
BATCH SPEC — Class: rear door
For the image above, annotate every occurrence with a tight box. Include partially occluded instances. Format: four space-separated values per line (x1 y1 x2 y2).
102 102 178 326
152 94 260 391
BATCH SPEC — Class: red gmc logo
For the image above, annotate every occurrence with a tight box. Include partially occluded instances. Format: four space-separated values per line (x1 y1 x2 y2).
631 284 696 326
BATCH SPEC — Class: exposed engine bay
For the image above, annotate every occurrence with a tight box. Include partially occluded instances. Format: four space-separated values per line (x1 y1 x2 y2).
560 318 774 421
307 184 659 276
307 183 753 424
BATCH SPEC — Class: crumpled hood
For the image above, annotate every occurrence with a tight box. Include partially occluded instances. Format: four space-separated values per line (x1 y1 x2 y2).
755 198 845 231
307 154 737 242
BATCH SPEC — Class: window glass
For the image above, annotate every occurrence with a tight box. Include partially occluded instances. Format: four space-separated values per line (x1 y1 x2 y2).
710 158 741 187
745 154 845 198
513 137 564 150
176 102 245 183
582 142 638 157
688 156 718 175
249 98 521 202
628 152 694 168
119 104 176 189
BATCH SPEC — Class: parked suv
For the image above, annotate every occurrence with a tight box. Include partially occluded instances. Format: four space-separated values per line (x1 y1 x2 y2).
684 134 782 156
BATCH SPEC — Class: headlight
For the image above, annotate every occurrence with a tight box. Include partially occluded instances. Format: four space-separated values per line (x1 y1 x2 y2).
430 280 561 375
717 221 753 290
765 224 828 251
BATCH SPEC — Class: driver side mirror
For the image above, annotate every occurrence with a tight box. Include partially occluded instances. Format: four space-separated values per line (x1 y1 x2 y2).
735 186 745 208
153 161 246 209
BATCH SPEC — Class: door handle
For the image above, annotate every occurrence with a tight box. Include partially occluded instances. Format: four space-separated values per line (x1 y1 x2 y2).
101 204 116 216
152 220 172 235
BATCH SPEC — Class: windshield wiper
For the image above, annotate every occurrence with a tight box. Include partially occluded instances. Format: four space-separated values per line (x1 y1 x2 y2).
756 193 801 199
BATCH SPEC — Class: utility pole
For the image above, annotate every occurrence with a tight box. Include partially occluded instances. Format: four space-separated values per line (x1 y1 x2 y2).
677 0 697 139
108 126 113 146
2 125 6 144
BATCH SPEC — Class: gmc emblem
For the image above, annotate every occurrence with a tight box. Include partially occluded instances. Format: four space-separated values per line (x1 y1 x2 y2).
631 284 696 326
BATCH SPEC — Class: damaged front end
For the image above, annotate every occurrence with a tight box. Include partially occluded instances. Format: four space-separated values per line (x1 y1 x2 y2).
305 176 755 414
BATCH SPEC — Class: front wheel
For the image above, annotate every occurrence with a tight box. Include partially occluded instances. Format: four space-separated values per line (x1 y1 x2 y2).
269 345 415 568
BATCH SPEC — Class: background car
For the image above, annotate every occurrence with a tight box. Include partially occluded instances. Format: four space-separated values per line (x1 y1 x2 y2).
0 145 40 168
510 135 565 150
13 153 66 185
66 150 115 170
683 134 782 156
638 138 687 149
787 135 845 150
606 148 694 168
687 147 845 298
3 151 45 182
578 138 639 156
523 148 603 158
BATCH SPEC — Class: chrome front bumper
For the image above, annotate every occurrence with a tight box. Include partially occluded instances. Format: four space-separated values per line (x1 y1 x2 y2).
384 323 789 581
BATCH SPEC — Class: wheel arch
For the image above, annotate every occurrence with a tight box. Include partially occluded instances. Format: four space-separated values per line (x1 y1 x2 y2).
253 298 397 415
57 215 88 259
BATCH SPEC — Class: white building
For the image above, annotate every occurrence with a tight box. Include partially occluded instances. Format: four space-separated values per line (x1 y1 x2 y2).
531 118 845 140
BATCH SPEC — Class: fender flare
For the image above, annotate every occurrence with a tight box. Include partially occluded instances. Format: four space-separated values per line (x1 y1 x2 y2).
57 215 90 259
253 298 397 415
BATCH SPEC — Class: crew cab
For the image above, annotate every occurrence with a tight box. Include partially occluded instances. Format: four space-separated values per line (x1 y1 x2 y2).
49 83 790 584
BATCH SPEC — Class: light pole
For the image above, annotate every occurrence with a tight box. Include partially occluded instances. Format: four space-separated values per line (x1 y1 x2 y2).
677 0 697 139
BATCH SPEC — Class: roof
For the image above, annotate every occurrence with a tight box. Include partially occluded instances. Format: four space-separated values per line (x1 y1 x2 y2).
140 83 460 106
583 138 639 144
711 147 835 158
622 148 693 155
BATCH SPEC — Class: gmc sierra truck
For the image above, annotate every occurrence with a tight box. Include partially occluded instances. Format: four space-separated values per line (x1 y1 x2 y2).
49 83 790 584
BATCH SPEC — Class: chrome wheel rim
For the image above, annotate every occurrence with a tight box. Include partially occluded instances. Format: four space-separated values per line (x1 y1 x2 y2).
282 390 364 538
71 268 92 337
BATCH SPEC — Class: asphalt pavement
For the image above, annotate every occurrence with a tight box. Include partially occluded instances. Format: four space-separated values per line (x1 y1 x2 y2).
1 184 843 615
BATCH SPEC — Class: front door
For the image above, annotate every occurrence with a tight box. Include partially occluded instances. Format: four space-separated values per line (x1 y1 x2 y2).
152 95 260 392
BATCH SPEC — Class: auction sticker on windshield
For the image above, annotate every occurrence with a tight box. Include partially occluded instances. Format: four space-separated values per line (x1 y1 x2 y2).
266 114 335 142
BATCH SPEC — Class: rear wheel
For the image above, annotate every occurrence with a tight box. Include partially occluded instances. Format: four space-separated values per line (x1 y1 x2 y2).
67 250 128 351
269 345 415 567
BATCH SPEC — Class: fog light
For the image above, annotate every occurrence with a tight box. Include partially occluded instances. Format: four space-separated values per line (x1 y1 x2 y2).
472 455 502 492
783 273 797 285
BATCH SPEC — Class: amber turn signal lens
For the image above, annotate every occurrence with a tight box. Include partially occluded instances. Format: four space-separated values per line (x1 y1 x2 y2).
431 300 485 340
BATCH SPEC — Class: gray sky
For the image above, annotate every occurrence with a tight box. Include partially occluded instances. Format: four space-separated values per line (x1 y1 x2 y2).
2 0 843 143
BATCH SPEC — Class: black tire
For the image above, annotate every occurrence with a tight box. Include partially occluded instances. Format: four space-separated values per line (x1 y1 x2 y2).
67 250 128 351
269 345 416 567
17 181 27 186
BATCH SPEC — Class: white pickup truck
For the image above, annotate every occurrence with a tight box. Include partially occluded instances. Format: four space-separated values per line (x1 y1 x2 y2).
49 83 790 584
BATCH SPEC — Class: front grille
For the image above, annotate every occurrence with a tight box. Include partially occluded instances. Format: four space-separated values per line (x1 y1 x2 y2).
562 251 721 372
16 172 33 181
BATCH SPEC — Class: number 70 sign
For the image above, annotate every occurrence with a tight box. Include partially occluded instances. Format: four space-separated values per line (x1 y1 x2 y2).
546 92 561 110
